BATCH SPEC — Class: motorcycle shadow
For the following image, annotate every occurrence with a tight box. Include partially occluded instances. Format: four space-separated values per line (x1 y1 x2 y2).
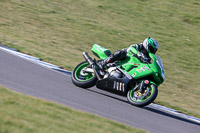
87 87 200 127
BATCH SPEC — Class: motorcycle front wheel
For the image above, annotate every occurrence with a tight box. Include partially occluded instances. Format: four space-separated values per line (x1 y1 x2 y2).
127 84 158 107
71 61 97 88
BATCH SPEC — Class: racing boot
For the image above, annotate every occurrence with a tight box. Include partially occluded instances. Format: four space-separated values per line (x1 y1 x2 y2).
98 56 114 70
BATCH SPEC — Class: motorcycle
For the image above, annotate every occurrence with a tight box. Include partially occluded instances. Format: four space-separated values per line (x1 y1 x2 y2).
71 44 165 107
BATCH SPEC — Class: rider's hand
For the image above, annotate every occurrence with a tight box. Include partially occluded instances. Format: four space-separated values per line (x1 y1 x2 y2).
143 57 149 63
137 52 149 63
137 52 144 58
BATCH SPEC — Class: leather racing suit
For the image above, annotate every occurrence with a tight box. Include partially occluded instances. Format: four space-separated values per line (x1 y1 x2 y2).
101 43 151 68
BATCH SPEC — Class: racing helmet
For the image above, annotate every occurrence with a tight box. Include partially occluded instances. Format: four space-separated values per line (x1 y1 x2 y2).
143 37 159 54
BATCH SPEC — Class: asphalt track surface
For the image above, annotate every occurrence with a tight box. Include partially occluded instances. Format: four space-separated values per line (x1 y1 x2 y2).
0 49 199 133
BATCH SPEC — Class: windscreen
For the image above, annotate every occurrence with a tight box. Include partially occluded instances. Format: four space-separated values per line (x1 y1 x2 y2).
155 55 165 80
155 55 163 67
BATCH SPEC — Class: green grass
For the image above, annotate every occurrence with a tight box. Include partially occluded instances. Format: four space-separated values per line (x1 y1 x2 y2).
0 0 199 118
0 87 146 133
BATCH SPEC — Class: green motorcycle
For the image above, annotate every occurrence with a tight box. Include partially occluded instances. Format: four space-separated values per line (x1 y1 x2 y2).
71 44 165 107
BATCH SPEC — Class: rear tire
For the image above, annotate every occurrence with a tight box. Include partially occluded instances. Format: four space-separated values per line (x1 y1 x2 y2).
127 84 158 107
71 61 97 88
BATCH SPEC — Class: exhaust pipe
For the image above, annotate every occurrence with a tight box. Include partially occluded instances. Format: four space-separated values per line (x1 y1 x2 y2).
83 52 102 80
83 52 93 65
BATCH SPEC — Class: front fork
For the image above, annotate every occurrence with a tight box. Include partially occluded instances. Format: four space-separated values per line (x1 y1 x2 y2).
139 80 150 93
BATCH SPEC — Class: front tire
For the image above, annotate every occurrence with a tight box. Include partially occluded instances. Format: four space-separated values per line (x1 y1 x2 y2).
71 61 97 88
127 84 158 107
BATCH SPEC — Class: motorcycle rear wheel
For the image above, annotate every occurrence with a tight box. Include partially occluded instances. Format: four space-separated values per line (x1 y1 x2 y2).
127 84 158 107
71 61 97 88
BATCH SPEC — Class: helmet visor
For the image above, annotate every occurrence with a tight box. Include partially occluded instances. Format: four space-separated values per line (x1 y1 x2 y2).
153 39 159 49
148 38 158 54
149 43 158 54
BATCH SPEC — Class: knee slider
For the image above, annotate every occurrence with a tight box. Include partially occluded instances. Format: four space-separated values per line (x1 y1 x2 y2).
113 50 126 60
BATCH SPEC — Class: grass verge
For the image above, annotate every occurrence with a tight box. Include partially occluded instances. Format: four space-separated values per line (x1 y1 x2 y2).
0 86 146 133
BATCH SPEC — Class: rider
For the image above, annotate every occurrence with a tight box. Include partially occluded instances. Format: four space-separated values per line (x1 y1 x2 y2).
99 37 159 69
